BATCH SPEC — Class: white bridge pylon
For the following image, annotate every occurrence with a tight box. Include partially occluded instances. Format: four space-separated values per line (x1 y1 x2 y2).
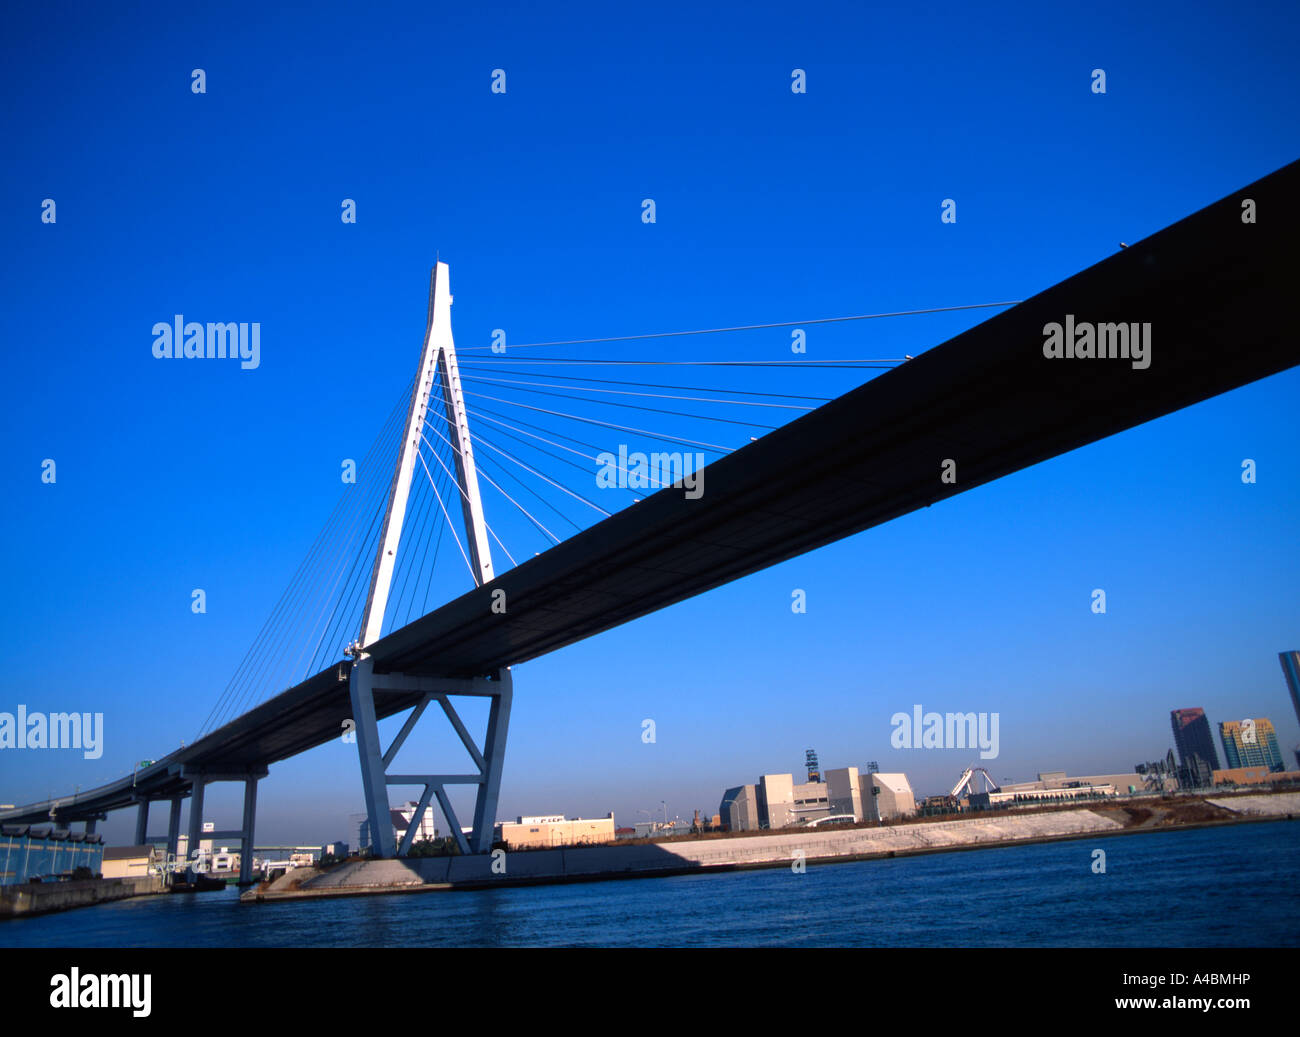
349 261 511 858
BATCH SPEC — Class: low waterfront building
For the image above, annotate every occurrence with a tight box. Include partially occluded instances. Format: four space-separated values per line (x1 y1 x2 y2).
973 784 1116 809
210 849 242 873
101 845 161 879
975 769 1144 808
999 770 1145 795
495 813 616 848
1212 766 1300 786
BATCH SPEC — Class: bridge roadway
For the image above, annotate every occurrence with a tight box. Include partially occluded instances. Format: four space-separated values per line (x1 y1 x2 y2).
4 158 1298 827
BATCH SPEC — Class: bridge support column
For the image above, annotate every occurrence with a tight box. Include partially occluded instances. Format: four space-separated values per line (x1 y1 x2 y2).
133 799 149 845
349 663 512 858
238 778 258 885
166 796 183 864
470 668 511 854
186 776 207 872
349 657 396 858
83 818 97 836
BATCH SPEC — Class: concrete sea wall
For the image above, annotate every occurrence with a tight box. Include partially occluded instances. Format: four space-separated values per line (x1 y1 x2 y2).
0 874 164 919
247 807 1126 902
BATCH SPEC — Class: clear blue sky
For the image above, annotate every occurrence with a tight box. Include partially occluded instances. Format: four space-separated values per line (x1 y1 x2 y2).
2 1 1298 846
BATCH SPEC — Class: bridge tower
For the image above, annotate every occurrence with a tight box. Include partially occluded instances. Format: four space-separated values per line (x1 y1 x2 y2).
348 261 512 858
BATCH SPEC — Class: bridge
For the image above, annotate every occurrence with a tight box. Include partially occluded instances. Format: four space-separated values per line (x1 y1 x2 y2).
4 158 1297 884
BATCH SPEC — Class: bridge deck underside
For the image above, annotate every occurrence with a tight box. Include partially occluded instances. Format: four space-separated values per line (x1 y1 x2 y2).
5 158 1297 825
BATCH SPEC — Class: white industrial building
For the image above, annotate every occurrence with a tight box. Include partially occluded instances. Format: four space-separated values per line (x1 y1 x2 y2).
865 772 916 820
720 766 915 831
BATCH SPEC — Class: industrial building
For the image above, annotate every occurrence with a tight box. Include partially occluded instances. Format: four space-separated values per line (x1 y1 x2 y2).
719 764 914 831
1 826 105 884
495 813 616 849
948 769 1145 811
998 770 1145 796
866 772 916 820
826 767 864 820
353 802 438 851
719 785 761 831
1219 718 1285 772
393 801 438 845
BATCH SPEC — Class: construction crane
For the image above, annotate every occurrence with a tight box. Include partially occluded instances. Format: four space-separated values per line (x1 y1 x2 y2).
951 766 1001 799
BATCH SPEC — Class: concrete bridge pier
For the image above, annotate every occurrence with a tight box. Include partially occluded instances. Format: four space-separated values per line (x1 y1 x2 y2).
166 796 183 863
133 798 149 845
178 766 266 881
238 777 257 885
185 775 206 873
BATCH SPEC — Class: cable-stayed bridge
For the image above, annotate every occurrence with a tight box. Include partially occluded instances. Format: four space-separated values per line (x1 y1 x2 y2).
3 159 1297 883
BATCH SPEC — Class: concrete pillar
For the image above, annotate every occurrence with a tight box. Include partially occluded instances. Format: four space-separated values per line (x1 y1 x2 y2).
133 800 149 845
350 659 396 858
238 778 258 884
166 797 183 862
83 818 97 836
186 777 206 873
470 670 512 854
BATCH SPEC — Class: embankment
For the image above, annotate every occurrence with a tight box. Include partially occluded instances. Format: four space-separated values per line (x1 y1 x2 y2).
243 791 1300 904
0 874 165 919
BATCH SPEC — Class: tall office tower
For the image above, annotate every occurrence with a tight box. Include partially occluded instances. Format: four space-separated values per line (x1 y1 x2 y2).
1171 708 1221 770
1280 652 1300 724
1276 653 1300 768
1220 718 1285 771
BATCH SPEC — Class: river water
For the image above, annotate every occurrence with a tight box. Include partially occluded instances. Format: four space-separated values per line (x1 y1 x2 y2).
3 821 1296 947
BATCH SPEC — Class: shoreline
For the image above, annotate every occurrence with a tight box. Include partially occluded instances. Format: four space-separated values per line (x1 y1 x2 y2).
243 792 1299 904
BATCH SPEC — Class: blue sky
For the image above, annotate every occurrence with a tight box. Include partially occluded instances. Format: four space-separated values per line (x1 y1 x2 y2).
2 1 1298 846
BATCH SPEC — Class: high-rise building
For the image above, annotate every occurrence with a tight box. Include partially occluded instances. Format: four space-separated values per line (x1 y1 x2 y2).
1220 718 1285 772
1275 653 1300 769
1171 708 1221 771
1280 652 1300 724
